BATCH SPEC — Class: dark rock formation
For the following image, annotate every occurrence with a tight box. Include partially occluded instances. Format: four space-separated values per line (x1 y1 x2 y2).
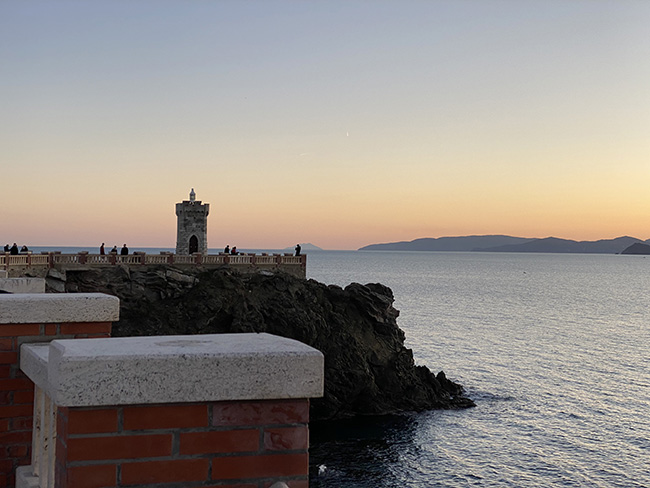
46 265 474 420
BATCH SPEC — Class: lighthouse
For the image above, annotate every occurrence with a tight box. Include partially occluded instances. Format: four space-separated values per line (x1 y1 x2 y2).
175 188 209 254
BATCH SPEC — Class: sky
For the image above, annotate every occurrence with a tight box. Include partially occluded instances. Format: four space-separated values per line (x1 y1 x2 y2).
1 1 649 250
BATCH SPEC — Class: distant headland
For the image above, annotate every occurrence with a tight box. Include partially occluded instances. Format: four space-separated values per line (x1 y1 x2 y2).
359 235 650 254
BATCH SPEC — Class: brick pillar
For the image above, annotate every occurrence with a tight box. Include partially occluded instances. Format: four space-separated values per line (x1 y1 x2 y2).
0 294 119 487
19 333 323 488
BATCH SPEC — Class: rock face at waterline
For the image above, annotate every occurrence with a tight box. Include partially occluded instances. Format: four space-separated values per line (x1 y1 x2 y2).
45 265 474 419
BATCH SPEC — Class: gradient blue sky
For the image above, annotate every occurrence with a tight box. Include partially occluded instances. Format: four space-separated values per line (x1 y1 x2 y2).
2 1 649 250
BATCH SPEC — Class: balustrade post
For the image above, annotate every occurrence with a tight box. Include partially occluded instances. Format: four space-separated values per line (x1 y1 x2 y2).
194 253 202 265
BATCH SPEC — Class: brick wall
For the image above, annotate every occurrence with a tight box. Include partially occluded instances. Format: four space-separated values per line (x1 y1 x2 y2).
55 399 310 488
0 321 112 488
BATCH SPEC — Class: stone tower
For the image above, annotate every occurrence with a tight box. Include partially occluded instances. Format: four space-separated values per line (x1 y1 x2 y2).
175 188 210 254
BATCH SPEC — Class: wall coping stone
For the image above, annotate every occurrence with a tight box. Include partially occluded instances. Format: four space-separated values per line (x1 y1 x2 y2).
0 292 119 324
21 333 324 407
0 277 46 293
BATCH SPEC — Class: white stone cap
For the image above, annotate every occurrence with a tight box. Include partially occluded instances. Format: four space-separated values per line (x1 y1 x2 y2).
0 293 119 324
0 277 46 294
21 333 324 407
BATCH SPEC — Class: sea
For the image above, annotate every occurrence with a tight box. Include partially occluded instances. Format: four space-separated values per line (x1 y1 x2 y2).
305 251 649 488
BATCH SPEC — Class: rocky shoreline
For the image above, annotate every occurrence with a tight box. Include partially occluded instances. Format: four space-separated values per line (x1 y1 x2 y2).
45 265 474 420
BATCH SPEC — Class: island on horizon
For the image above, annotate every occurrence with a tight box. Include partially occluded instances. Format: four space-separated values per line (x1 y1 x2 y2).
359 235 650 255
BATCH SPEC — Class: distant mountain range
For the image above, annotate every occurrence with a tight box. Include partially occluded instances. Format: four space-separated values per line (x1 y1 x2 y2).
359 235 650 254
283 243 323 252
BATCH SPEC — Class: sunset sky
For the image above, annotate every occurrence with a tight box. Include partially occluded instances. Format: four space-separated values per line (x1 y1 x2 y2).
2 1 649 250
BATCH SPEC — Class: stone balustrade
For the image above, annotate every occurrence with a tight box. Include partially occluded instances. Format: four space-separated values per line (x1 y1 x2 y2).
1 252 307 278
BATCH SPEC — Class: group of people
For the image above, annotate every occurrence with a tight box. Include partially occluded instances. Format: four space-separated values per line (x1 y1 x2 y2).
223 245 238 255
3 243 29 255
222 244 303 256
99 243 129 255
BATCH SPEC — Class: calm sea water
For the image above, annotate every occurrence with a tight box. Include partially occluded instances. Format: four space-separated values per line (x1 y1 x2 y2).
306 251 650 488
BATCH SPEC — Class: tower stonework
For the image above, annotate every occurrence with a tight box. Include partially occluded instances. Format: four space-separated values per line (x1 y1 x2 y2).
175 188 210 254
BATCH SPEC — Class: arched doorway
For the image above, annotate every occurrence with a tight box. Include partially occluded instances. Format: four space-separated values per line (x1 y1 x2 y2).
189 235 199 254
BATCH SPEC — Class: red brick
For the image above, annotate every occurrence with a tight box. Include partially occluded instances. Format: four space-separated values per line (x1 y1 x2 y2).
67 464 116 488
60 322 111 335
0 420 9 432
12 390 34 404
0 339 13 351
264 426 308 451
0 378 33 391
0 391 9 403
68 408 118 434
0 405 32 419
8 445 28 458
67 434 172 461
212 399 309 427
0 431 32 445
10 417 33 431
45 324 57 335
180 429 259 455
0 324 40 336
123 404 208 430
0 352 17 364
0 366 10 378
56 437 67 469
121 458 209 485
212 453 308 480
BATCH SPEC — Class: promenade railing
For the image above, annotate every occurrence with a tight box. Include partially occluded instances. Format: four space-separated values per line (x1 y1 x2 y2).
1 251 306 275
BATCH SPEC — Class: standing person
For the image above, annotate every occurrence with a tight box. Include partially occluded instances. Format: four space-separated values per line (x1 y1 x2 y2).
10 243 18 255
121 244 129 255
295 244 301 256
100 243 105 255
20 245 29 253
3 244 9 252
110 246 118 254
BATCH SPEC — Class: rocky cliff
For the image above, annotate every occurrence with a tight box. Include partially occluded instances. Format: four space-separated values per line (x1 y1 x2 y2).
46 265 474 420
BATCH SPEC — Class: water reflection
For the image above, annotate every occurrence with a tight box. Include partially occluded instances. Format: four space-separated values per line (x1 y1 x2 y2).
309 414 418 487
